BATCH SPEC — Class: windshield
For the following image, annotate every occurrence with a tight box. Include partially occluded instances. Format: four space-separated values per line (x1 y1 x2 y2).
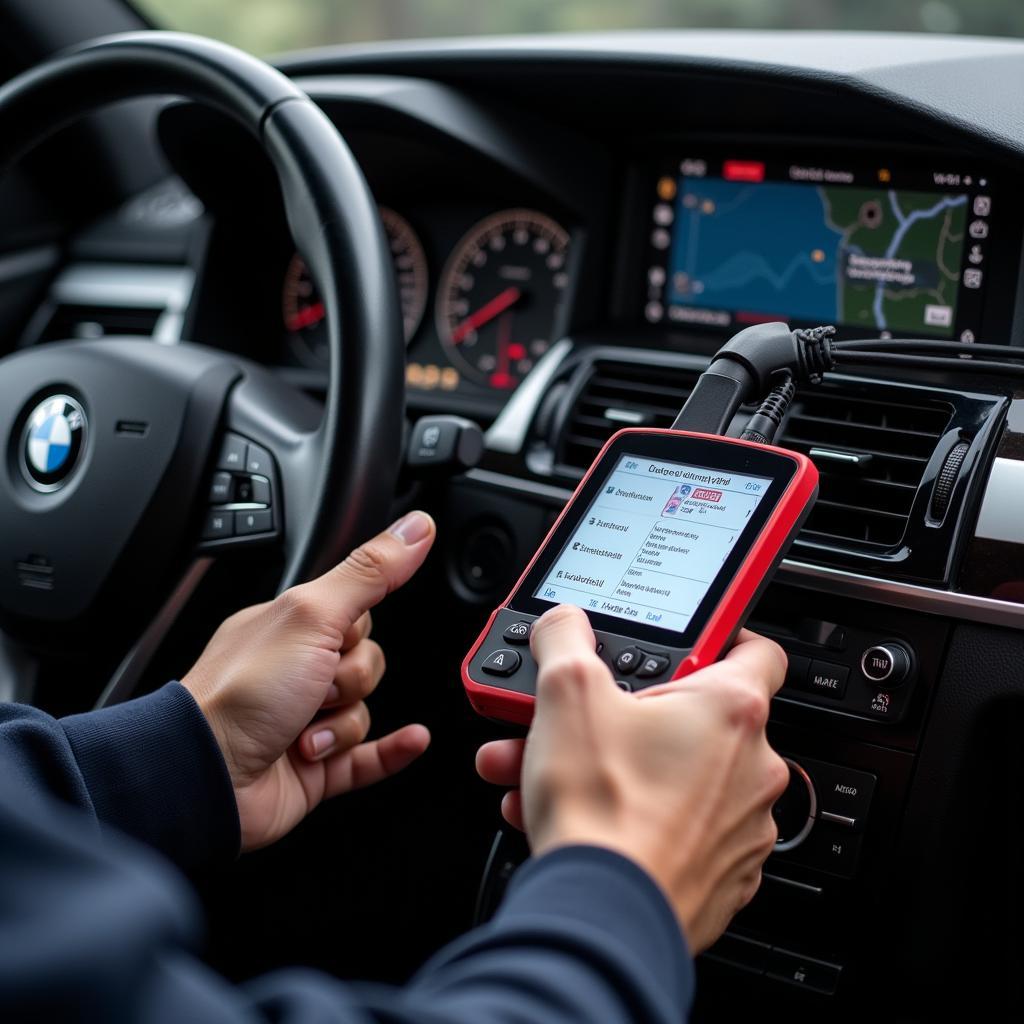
137 2 1024 57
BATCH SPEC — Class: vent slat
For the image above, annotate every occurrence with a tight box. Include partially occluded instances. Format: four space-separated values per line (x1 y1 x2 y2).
38 304 162 344
780 390 952 549
557 366 951 553
556 361 698 476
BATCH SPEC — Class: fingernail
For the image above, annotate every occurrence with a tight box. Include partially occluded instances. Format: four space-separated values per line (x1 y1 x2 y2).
310 729 335 756
388 510 432 545
325 684 340 703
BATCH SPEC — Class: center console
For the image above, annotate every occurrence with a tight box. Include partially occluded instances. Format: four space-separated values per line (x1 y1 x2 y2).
455 132 1022 1019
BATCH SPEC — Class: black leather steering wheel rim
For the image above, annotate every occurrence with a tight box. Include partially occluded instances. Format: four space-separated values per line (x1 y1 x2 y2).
0 31 404 594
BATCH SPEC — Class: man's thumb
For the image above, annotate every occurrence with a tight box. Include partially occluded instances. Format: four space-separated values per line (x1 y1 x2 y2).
301 511 436 631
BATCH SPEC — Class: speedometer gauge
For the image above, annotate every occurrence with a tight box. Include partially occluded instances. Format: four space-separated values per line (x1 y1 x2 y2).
283 207 428 367
437 209 570 390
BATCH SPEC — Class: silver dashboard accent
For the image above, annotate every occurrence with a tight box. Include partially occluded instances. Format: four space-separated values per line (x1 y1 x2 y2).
762 872 824 896
605 408 646 424
975 456 1024 545
460 468 1024 630
50 263 195 344
820 811 857 828
860 645 895 683
809 447 871 466
485 337 574 454
774 757 817 853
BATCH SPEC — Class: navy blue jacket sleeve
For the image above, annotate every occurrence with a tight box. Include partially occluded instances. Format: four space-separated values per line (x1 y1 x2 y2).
0 682 239 870
0 685 695 1023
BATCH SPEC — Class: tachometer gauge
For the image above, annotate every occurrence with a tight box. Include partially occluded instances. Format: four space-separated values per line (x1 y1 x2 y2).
437 209 570 390
282 207 428 367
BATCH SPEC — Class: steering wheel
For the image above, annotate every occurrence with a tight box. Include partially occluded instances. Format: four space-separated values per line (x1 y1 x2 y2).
0 33 405 687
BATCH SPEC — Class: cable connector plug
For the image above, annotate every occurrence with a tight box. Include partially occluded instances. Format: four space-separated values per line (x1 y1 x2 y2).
793 325 838 384
740 374 796 446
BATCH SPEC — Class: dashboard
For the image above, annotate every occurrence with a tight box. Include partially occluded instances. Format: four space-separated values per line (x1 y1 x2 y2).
7 28 1024 1021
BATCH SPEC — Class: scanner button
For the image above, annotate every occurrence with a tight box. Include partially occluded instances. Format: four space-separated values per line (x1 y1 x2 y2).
482 649 522 676
636 653 670 678
502 622 532 645
615 647 642 675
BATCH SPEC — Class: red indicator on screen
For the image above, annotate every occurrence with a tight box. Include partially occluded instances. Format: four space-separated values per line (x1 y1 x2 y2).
723 160 766 183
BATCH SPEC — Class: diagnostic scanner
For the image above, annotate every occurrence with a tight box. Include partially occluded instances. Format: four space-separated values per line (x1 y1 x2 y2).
462 428 818 724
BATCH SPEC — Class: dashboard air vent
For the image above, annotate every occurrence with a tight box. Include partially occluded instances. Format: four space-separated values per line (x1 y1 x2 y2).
779 391 952 550
556 361 699 476
37 304 163 344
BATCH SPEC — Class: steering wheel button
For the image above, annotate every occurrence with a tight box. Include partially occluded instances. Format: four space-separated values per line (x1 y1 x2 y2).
245 443 273 476
502 621 531 645
235 509 273 536
209 471 232 504
481 649 522 676
636 653 670 678
234 477 254 503
202 510 233 540
217 434 247 471
250 475 272 506
614 647 642 675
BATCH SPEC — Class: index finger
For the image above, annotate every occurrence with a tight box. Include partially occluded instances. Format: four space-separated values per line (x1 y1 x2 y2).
530 604 603 670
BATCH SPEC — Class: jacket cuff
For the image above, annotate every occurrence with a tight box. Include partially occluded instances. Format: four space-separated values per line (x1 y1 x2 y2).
499 845 695 1013
61 682 240 871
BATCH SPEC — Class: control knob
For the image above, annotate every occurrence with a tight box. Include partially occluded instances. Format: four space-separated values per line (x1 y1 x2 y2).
772 758 817 852
860 642 912 686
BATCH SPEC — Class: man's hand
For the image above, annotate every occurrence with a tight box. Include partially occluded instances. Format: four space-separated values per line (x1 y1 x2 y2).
182 511 435 851
476 605 788 953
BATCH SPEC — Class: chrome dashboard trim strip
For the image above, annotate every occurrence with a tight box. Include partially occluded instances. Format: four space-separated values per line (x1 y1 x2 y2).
776 561 1024 629
485 337 574 454
974 456 1024 544
462 468 1024 630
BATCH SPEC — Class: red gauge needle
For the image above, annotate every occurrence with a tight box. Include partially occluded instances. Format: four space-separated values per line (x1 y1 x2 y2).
285 300 325 332
490 310 516 390
451 286 521 344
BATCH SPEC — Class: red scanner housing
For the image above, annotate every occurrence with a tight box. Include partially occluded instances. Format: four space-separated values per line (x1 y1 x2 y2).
462 428 819 725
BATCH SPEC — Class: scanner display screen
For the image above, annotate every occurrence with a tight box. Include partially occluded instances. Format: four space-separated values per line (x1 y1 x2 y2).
535 454 772 634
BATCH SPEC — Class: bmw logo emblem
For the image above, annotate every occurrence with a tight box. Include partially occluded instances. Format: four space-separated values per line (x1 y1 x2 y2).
20 395 88 492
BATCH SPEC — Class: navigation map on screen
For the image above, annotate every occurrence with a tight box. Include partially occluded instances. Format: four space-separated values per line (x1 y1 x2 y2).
643 156 992 343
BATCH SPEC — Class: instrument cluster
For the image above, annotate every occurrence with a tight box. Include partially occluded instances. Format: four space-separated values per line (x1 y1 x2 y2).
281 205 574 405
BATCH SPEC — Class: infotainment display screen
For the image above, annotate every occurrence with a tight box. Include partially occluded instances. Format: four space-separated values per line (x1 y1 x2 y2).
642 153 994 343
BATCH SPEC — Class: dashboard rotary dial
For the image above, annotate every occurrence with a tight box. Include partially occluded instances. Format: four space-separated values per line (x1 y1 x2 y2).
437 209 571 390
